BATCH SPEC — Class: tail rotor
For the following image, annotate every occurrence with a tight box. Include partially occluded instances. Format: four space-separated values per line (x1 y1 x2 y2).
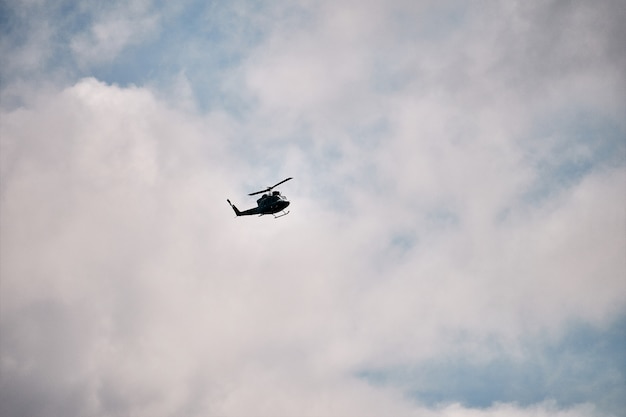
227 199 241 216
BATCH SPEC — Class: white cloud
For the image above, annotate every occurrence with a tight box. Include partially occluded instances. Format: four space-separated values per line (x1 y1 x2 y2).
69 1 161 67
1 0 625 416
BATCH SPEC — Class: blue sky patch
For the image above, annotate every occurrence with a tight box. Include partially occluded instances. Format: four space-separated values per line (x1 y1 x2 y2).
357 315 626 415
521 109 626 204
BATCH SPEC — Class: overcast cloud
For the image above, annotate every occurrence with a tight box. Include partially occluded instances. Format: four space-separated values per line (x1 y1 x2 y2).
1 1 625 416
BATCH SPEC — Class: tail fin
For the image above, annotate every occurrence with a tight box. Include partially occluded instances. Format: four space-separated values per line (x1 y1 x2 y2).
227 199 241 216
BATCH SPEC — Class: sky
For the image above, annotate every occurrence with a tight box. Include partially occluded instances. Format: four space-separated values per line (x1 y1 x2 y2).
1 0 625 416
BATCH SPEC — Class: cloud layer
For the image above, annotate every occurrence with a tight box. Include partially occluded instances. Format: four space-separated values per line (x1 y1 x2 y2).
1 0 625 416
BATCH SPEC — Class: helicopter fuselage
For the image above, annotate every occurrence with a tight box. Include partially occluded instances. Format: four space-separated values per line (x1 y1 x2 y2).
227 191 290 217
227 177 293 218
256 192 290 214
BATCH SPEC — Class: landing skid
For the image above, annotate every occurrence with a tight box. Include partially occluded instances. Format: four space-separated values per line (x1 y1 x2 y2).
273 210 290 218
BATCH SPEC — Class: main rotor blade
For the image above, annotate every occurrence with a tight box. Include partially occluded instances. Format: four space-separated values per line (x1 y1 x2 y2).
248 188 269 196
270 177 293 189
248 177 292 196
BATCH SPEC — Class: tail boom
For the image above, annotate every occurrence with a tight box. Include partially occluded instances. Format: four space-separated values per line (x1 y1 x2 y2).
227 199 260 216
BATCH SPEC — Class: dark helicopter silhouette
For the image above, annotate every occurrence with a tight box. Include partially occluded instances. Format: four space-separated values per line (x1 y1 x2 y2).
227 177 292 218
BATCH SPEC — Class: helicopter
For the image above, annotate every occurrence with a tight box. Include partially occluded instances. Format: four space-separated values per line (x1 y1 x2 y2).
227 177 292 218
